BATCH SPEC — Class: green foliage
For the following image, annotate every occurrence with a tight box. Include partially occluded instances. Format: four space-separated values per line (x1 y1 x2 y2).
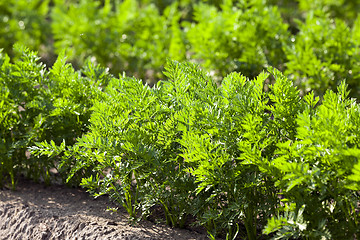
41 61 200 224
0 0 51 58
297 0 360 26
0 45 110 188
1 0 360 99
262 81 360 239
51 0 186 82
0 45 50 188
179 70 270 239
186 0 289 79
285 11 360 97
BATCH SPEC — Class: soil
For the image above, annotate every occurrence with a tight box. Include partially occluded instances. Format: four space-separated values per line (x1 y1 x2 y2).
0 179 208 240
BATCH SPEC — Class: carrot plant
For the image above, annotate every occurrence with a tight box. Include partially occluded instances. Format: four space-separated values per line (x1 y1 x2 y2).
0 45 50 188
185 0 289 79
178 65 304 239
51 0 185 82
0 45 110 188
284 11 360 97
263 82 360 239
34 62 199 224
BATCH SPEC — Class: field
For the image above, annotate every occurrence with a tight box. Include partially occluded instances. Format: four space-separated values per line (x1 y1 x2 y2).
1 0 360 239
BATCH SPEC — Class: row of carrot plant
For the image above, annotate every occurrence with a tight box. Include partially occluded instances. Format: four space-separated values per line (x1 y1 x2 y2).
1 46 360 239
2 0 360 98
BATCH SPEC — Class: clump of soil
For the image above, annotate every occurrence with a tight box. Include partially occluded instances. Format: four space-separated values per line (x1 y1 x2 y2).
0 179 208 240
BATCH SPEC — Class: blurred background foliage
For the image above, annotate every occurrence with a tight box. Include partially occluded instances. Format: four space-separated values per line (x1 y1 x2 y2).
0 0 359 96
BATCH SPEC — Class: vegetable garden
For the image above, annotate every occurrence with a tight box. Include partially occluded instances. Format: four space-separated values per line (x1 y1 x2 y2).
1 0 360 239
